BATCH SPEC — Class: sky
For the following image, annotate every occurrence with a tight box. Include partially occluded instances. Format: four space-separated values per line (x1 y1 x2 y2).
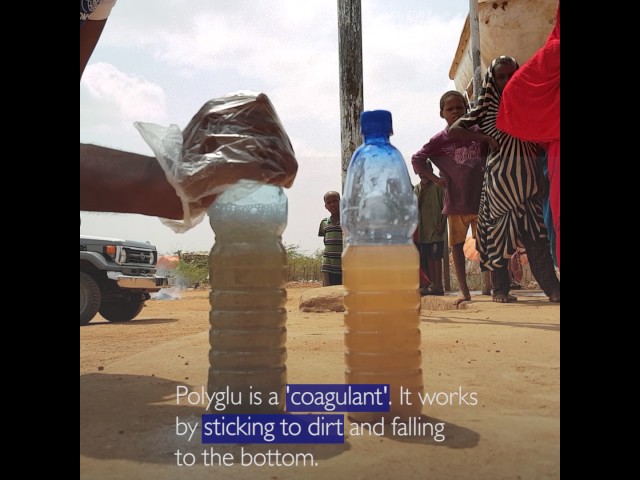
80 0 473 255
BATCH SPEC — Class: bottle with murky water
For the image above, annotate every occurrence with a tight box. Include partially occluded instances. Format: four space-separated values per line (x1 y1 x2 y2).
208 181 288 413
341 110 423 422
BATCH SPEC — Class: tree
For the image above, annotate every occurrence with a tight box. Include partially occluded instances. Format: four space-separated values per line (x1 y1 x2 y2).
285 244 322 282
175 254 209 288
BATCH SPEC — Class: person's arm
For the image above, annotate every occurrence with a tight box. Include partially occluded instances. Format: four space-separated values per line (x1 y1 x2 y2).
81 22 184 220
411 147 429 174
80 143 184 219
448 119 499 151
423 169 446 188
81 19 108 80
411 142 437 176
411 136 446 188
411 150 445 188
318 219 326 237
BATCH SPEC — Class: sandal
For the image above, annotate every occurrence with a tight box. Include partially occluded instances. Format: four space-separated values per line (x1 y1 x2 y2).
492 293 517 303
425 287 445 296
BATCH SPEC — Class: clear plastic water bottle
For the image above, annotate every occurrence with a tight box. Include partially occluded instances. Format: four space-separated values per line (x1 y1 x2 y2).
207 181 288 413
341 110 423 422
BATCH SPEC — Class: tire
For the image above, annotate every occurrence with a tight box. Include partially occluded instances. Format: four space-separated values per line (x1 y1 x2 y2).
99 296 145 322
80 272 101 326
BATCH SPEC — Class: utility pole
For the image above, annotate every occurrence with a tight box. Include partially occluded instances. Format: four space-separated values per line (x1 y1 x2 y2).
469 0 482 107
337 0 363 188
469 0 492 294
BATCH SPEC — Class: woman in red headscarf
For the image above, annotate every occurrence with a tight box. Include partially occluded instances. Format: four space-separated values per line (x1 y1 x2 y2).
497 3 560 268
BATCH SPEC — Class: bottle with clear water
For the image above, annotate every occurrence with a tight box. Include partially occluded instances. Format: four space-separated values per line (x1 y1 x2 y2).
207 181 288 413
341 110 424 422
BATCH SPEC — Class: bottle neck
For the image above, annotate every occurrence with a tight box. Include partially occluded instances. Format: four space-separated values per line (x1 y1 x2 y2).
363 132 391 144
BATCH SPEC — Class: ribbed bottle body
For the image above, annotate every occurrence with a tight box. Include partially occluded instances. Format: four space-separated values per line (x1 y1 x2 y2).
208 183 288 413
343 244 423 422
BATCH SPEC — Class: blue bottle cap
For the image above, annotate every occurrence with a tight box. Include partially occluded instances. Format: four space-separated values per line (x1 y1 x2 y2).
360 110 393 136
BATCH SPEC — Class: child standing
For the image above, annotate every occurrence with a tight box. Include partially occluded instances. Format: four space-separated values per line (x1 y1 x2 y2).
448 56 560 303
413 163 446 295
411 90 487 305
318 191 343 286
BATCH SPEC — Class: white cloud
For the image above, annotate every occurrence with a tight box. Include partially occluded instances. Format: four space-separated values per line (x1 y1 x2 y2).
82 62 169 125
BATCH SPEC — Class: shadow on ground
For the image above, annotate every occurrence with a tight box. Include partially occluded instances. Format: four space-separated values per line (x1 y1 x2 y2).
83 318 178 327
80 373 350 465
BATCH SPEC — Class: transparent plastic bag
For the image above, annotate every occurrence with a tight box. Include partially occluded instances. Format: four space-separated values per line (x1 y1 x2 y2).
135 91 298 232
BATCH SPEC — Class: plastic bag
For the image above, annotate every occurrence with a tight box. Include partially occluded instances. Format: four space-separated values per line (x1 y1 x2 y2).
135 91 298 232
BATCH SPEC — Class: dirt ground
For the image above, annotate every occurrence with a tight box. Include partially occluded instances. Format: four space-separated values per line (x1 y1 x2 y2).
80 283 560 480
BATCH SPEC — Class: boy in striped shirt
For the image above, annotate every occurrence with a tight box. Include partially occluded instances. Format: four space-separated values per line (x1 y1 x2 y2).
318 191 343 286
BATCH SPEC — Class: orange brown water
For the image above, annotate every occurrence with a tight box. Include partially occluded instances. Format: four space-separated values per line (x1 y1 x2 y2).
343 244 424 422
208 239 288 413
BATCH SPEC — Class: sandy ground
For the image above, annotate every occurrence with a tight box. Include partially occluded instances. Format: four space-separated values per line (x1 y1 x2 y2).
80 284 560 480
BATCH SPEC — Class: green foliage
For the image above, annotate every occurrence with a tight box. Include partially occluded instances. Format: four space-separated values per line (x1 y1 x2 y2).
173 245 322 286
285 244 322 282
175 255 209 287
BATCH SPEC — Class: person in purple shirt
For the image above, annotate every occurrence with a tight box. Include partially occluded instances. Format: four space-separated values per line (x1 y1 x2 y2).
411 91 488 305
